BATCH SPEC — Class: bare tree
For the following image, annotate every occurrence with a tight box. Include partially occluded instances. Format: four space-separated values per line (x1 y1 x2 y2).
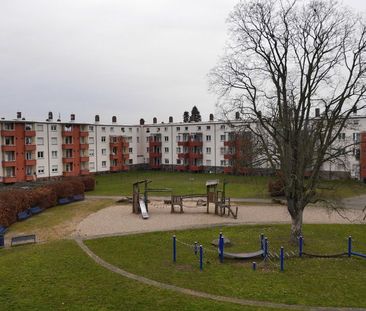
210 0 366 242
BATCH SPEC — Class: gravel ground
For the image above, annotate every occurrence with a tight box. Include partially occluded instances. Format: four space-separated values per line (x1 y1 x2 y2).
76 200 366 239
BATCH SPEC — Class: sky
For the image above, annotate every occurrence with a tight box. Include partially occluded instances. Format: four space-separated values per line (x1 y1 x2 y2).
0 0 365 124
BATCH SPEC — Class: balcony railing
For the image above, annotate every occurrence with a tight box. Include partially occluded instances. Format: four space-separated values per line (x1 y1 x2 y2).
149 152 162 158
25 130 36 137
1 145 16 152
25 144 36 151
2 160 16 167
62 158 74 164
80 156 89 162
62 131 73 136
24 159 37 166
0 130 15 136
2 176 17 183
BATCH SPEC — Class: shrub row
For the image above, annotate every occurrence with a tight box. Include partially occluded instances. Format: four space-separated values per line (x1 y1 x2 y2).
268 178 285 197
0 175 95 227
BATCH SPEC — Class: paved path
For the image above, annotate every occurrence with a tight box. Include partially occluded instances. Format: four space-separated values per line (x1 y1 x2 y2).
75 237 366 311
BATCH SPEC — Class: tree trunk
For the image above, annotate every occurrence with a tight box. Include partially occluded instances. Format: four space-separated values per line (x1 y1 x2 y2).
287 199 304 244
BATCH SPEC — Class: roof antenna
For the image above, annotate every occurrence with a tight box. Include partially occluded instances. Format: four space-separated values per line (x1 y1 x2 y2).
57 113 61 122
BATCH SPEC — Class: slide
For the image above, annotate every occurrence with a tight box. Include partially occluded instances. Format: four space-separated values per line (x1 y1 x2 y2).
139 200 149 219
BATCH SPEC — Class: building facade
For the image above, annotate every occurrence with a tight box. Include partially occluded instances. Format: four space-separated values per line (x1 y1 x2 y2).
0 111 365 184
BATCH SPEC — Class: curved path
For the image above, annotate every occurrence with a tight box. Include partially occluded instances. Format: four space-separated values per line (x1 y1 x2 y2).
75 237 366 311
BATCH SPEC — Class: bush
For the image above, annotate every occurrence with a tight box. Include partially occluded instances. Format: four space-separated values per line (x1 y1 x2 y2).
81 176 96 191
0 189 30 227
268 178 285 197
48 181 74 199
27 187 57 209
67 178 85 195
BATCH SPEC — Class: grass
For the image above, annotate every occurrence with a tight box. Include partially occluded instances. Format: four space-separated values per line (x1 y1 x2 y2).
86 224 366 308
6 198 115 242
0 240 282 310
90 171 366 199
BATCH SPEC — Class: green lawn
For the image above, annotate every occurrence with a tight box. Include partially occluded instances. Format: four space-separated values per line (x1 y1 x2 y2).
0 240 282 311
86 224 366 308
90 171 366 199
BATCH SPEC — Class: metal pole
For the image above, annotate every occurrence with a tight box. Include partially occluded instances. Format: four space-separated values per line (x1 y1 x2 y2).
264 237 268 258
173 235 176 263
348 236 352 257
260 233 264 251
219 232 224 263
199 245 203 271
252 262 256 271
280 246 284 272
194 241 198 255
299 236 303 257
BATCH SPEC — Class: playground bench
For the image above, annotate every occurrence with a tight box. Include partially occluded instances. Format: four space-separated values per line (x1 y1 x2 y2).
11 234 36 247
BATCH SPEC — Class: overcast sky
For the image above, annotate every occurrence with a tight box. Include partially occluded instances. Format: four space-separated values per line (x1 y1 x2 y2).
0 0 365 124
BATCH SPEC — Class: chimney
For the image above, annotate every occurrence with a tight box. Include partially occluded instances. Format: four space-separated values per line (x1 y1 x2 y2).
140 118 145 125
57 113 61 122
315 108 320 117
95 115 100 123
70 114 75 121
112 116 117 123
153 117 157 124
48 112 53 121
169 116 173 123
209 113 214 121
235 112 240 120
16 112 22 120
352 105 357 114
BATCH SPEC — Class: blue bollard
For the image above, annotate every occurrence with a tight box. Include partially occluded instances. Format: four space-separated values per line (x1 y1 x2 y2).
194 241 198 255
219 233 224 263
299 236 303 257
264 237 268 258
252 262 256 271
260 233 264 250
173 235 176 263
199 245 203 271
0 235 4 248
348 236 352 257
280 246 284 271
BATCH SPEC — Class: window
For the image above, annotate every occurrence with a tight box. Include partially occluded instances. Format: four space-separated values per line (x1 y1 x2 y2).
146 137 150 142
25 152 32 160
51 151 58 159
177 159 181 164
110 127 114 132
36 124 44 131
129 128 132 132
176 147 181 153
176 127 180 131
101 161 106 168
220 160 226 166
206 147 211 154
220 135 225 141
51 125 57 131
129 159 133 164
37 137 44 145
164 147 169 153
38 151 44 159
4 137 14 145
185 127 188 131
89 162 95 170
164 127 168 132
101 127 106 132
146 128 150 133
206 126 211 130
220 147 225 155
164 159 169 164
4 123 14 130
220 125 225 130
101 148 107 155
88 137 94 144
89 125 94 131
206 135 211 141
51 137 57 145
137 137 140 143
164 136 169 142
51 165 58 173
353 133 360 142
101 136 106 142
147 147 149 152
38 166 45 174
129 148 133 153
206 160 211 166
197 126 201 130
64 136 72 144
338 133 346 140
89 149 95 157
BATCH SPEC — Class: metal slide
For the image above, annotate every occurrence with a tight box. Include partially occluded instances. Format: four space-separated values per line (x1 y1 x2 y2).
139 200 149 219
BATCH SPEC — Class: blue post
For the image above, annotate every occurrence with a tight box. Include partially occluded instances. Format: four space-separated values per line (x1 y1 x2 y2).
194 241 198 255
264 237 268 258
219 233 224 263
173 235 176 263
299 236 303 257
199 245 203 271
280 246 284 272
260 233 264 250
348 236 352 257
0 235 4 248
252 262 256 271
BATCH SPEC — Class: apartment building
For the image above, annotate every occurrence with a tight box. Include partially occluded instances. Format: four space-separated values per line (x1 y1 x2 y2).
0 111 366 184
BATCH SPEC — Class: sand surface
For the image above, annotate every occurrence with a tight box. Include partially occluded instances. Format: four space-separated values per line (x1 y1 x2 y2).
76 200 366 238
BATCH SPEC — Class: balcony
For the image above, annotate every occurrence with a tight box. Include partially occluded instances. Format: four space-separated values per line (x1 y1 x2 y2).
62 143 74 149
149 163 161 169
25 130 36 137
0 130 15 136
26 175 34 181
122 153 129 160
2 176 17 183
176 165 188 171
224 153 235 160
62 157 74 164
80 156 89 162
25 144 36 151
110 142 119 148
80 169 90 175
121 141 129 147
80 131 88 137
63 171 76 177
25 159 36 166
62 131 73 137
2 160 16 167
110 154 119 160
110 166 120 172
80 143 89 150
178 153 189 159
149 152 162 158
1 145 16 152
189 153 203 159
121 165 129 171
189 165 204 172
224 167 233 174
178 141 189 147
149 141 162 148
224 140 236 147
188 140 203 147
